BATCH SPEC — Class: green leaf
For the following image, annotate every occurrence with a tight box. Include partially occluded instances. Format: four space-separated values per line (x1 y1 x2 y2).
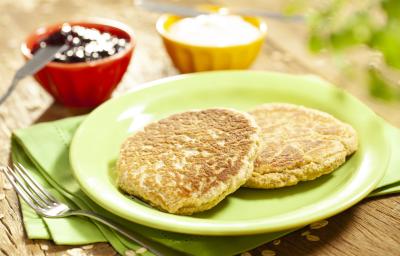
369 21 400 69
308 33 326 52
368 68 400 101
381 0 400 20
329 13 372 50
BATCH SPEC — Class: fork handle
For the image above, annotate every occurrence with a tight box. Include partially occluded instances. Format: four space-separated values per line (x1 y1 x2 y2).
68 210 187 256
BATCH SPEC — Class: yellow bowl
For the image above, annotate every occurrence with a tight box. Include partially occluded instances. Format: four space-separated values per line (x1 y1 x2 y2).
156 14 267 73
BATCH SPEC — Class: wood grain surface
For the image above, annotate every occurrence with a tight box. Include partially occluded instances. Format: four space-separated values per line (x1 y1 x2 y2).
0 1 399 256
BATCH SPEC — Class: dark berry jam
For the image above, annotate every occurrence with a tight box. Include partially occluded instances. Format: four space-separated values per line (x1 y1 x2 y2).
32 24 129 63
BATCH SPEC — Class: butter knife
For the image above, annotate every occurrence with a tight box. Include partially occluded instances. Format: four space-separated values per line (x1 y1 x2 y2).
136 1 305 22
0 44 68 105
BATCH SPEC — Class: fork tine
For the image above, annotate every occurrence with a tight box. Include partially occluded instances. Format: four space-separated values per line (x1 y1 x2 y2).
4 166 48 209
14 163 57 204
2 167 43 213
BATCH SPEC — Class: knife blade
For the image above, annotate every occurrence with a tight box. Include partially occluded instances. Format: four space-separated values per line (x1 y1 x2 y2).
0 44 68 105
137 1 305 22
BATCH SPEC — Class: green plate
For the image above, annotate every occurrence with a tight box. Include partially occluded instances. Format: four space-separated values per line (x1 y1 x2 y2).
70 71 390 236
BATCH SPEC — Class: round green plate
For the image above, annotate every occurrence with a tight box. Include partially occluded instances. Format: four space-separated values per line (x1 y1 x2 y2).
70 71 390 236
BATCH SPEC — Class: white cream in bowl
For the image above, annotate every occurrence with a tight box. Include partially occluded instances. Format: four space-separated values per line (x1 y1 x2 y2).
168 14 261 47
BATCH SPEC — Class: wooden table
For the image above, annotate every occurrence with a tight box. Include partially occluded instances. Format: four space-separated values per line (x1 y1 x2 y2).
0 1 399 255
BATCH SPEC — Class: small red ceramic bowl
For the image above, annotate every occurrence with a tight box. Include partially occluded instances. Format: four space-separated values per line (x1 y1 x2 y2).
21 18 135 108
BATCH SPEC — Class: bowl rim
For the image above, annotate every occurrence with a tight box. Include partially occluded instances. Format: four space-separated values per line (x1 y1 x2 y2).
21 17 136 69
156 13 268 49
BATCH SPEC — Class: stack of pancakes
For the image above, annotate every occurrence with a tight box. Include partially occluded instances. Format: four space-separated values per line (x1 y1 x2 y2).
117 103 358 215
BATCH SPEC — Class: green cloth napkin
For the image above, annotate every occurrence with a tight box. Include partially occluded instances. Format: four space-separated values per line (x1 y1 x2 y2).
11 116 400 256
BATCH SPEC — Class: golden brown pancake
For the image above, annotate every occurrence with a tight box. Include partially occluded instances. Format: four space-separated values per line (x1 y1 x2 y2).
245 103 358 189
117 108 260 215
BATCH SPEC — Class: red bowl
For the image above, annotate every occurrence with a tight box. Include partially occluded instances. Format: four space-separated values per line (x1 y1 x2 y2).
21 18 135 108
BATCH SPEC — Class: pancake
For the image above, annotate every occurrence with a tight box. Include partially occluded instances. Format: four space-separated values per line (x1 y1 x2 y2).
245 103 358 189
117 108 260 215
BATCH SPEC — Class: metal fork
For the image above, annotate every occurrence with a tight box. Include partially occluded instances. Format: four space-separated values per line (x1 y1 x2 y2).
2 163 185 256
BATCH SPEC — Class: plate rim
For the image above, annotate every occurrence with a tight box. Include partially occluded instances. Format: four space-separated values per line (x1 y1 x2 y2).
70 70 390 235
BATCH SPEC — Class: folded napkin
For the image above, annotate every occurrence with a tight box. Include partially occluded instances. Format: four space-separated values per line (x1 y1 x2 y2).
11 116 400 256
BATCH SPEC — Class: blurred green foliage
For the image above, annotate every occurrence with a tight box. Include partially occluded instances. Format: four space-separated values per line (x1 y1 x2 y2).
308 0 400 100
368 67 400 100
